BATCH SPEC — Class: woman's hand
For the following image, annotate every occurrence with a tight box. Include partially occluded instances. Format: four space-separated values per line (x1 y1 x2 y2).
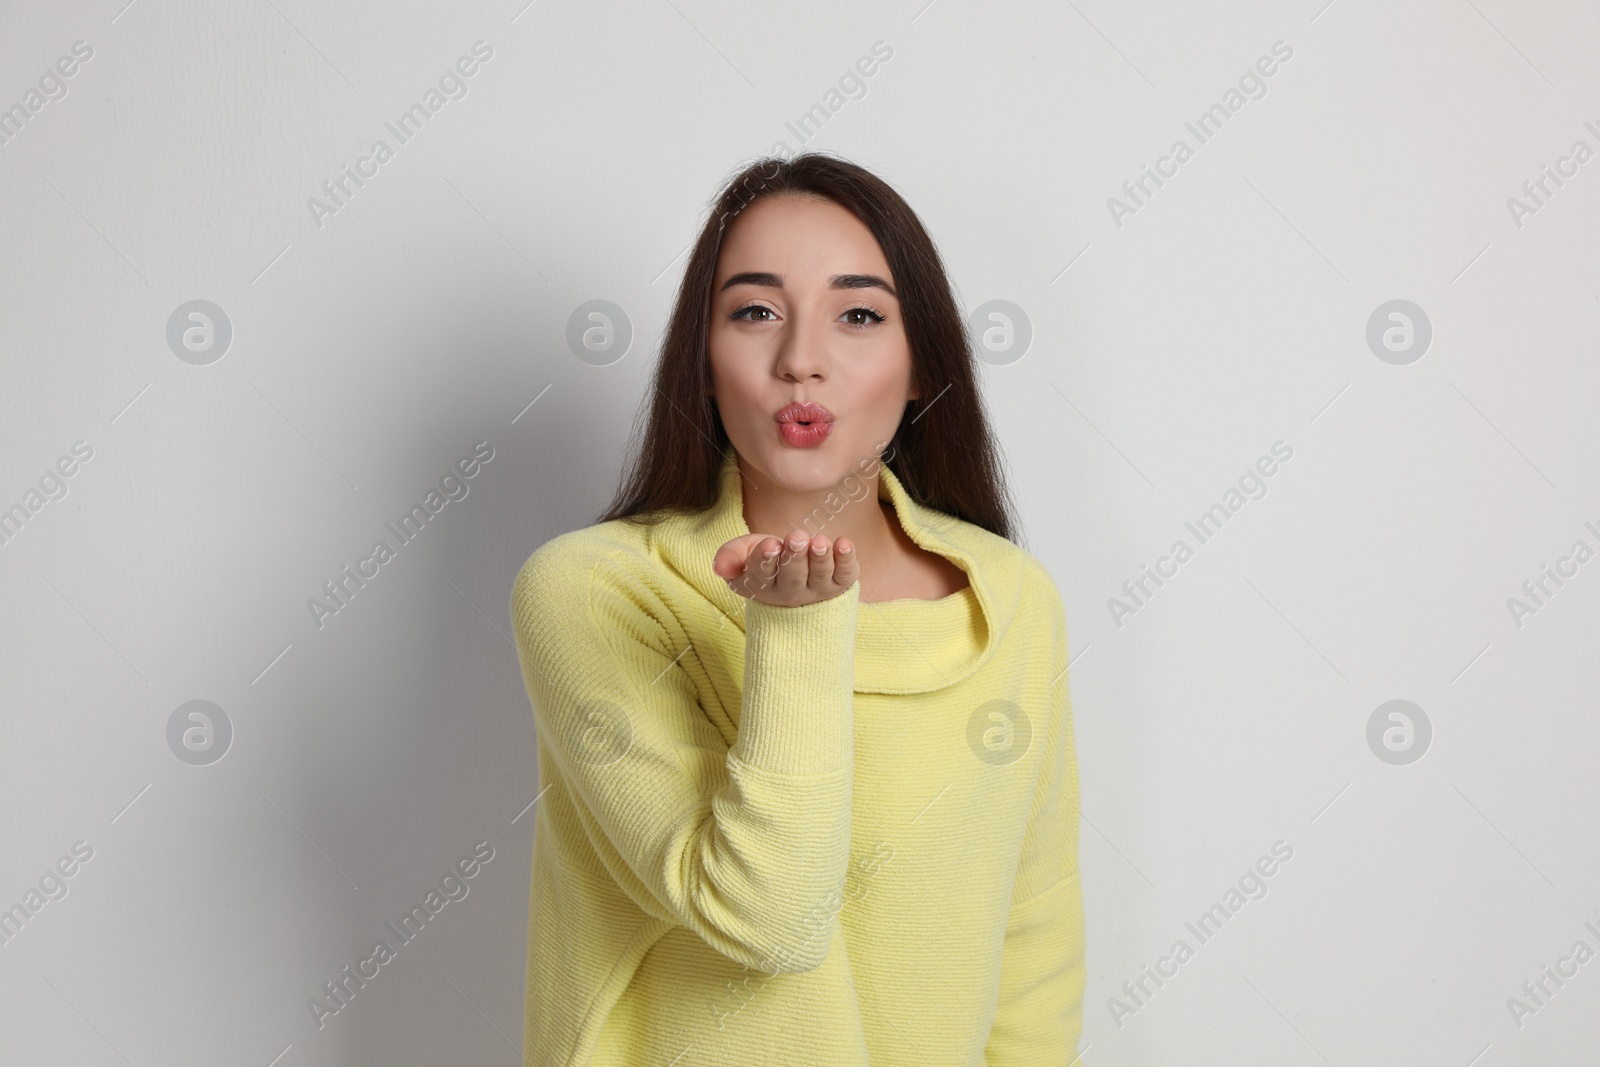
712 529 859 607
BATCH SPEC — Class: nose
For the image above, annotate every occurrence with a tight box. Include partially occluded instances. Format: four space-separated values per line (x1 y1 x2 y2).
773 309 827 383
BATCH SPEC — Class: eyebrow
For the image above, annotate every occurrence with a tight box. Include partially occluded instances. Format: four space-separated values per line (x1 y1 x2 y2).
718 271 898 299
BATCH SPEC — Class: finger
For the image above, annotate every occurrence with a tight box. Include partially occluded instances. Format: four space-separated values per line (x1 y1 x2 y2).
774 529 810 593
743 536 784 590
832 537 859 587
714 533 770 579
806 534 835 591
724 558 756 597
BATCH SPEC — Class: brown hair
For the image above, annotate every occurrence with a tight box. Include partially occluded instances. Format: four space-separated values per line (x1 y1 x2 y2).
596 150 1019 543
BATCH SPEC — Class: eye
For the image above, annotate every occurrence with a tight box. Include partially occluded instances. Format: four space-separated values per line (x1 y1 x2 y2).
730 302 776 323
842 306 886 328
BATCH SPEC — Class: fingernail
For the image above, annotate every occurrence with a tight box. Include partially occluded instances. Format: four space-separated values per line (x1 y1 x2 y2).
812 542 826 555
839 545 852 555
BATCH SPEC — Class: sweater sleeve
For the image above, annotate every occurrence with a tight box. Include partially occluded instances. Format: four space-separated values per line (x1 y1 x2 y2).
510 538 860 975
986 571 1086 1065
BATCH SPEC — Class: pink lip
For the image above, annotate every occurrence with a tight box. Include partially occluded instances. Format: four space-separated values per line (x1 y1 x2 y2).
775 401 835 425
774 401 834 448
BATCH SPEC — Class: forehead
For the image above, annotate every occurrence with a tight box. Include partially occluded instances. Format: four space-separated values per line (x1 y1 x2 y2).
715 194 892 282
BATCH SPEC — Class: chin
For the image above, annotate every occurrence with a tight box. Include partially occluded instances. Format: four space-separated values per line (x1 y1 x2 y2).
743 436 850 492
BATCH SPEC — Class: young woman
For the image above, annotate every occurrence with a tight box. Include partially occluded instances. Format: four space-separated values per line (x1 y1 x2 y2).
511 152 1084 1065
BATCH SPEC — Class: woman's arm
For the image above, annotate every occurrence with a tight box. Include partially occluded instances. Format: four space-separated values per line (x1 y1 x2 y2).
985 565 1087 1064
511 536 859 975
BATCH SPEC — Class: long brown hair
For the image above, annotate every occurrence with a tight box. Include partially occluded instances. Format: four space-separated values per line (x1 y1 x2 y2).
596 150 1019 543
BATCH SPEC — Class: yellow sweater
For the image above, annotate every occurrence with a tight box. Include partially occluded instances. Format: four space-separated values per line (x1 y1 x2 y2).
510 446 1084 1065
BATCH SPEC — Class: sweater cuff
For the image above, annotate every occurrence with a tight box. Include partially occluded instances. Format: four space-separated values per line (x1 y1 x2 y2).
730 584 860 776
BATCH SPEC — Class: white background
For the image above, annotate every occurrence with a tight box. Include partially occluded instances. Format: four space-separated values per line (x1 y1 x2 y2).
2 1 1597 1064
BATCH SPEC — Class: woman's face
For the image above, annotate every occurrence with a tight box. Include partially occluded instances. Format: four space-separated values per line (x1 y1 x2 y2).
707 192 916 492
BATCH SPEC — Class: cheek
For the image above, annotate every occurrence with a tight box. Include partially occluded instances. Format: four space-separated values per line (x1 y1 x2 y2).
853 347 913 407
708 350 765 419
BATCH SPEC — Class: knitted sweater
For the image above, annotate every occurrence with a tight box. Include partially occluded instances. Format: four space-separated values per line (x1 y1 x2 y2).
510 446 1084 1065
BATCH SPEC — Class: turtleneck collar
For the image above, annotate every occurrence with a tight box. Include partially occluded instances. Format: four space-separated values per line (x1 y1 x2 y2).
653 446 1024 695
